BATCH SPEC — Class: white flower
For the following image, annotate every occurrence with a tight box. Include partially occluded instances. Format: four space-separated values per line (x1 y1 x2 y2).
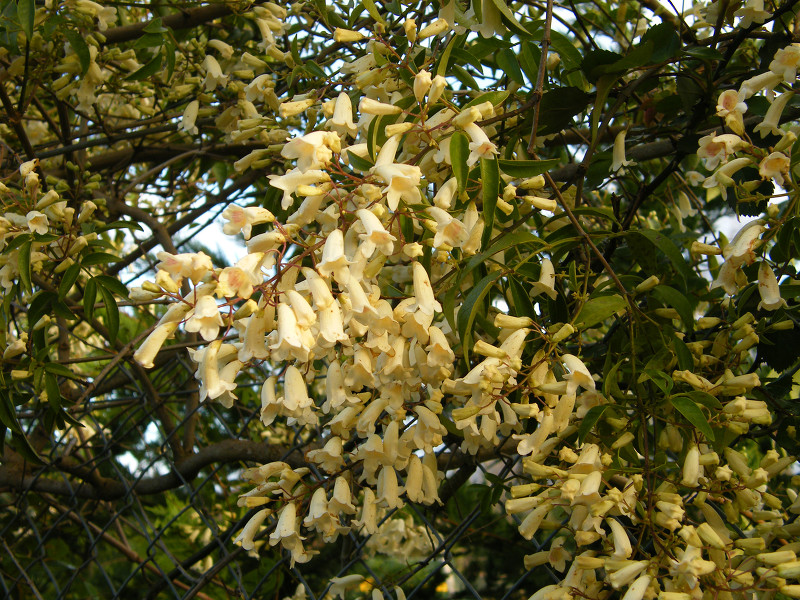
413 69 432 103
359 97 402 115
770 44 800 83
462 122 497 166
739 70 783 100
233 508 270 551
758 262 788 311
222 205 275 239
202 55 228 91
185 295 224 341
281 131 341 172
268 168 329 210
327 92 357 138
26 211 48 235
723 219 765 268
426 206 468 248
754 91 793 138
716 89 747 135
531 258 558 300
611 130 635 173
317 229 351 284
372 163 422 210
156 251 213 284
134 322 179 368
357 209 396 256
734 0 771 27
180 100 199 135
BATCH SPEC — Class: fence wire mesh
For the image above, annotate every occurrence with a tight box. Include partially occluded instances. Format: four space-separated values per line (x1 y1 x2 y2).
1 350 554 600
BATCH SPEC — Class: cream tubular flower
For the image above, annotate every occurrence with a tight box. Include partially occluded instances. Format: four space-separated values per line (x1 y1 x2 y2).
562 354 595 395
716 89 747 135
233 508 270 550
411 261 442 315
26 211 48 235
180 100 199 135
333 28 365 42
758 262 788 311
186 295 224 342
268 168 329 210
359 97 403 115
739 70 783 100
134 322 179 368
417 18 449 40
426 206 468 248
281 131 340 172
531 258 558 300
328 92 357 138
723 219 765 268
222 205 275 239
611 130 635 173
734 0 771 27
754 91 793 138
434 178 458 209
462 122 497 166
770 44 800 83
414 70 432 103
202 55 228 91
372 163 422 210
759 151 790 186
317 229 351 284
357 209 396 256
428 75 447 105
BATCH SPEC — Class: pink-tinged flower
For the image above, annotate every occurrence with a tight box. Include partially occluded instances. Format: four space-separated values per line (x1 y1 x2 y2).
426 206 468 248
710 260 739 295
760 151 790 186
356 209 396 256
697 133 744 170
217 253 263 299
723 219 765 268
327 92 357 138
281 131 341 172
462 122 497 166
716 90 747 135
202 55 227 91
770 44 800 83
758 262 788 311
222 205 275 239
186 295 224 341
754 92 794 138
156 251 213 284
371 163 422 210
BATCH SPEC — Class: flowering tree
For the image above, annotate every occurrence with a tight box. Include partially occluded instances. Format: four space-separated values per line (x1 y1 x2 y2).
2 0 800 598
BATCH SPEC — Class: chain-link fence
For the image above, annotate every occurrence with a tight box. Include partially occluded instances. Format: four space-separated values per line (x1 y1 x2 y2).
1 349 557 600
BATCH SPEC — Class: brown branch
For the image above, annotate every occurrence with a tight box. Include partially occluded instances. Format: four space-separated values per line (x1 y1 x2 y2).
102 3 240 46
0 439 306 500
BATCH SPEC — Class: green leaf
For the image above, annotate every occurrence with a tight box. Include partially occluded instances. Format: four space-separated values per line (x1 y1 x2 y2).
16 0 33 39
496 49 525 84
462 231 545 283
673 337 694 371
84 277 97 321
683 46 723 61
81 252 120 266
98 284 119 344
651 284 694 329
362 0 387 26
142 16 167 33
18 238 32 293
457 271 503 364
58 262 81 300
8 431 45 465
0 388 22 434
634 229 692 289
95 275 129 299
574 295 627 329
670 395 715 441
44 362 83 380
126 52 163 81
640 23 680 62
497 158 559 179
578 404 607 444
480 157 500 249
96 220 144 233
642 369 673 395
347 150 374 172
486 0 532 38
508 275 536 319
164 41 176 79
44 371 61 411
451 131 470 195
436 34 464 77
64 29 90 74
462 90 510 110
537 87 593 135
678 390 722 410
28 291 55 327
